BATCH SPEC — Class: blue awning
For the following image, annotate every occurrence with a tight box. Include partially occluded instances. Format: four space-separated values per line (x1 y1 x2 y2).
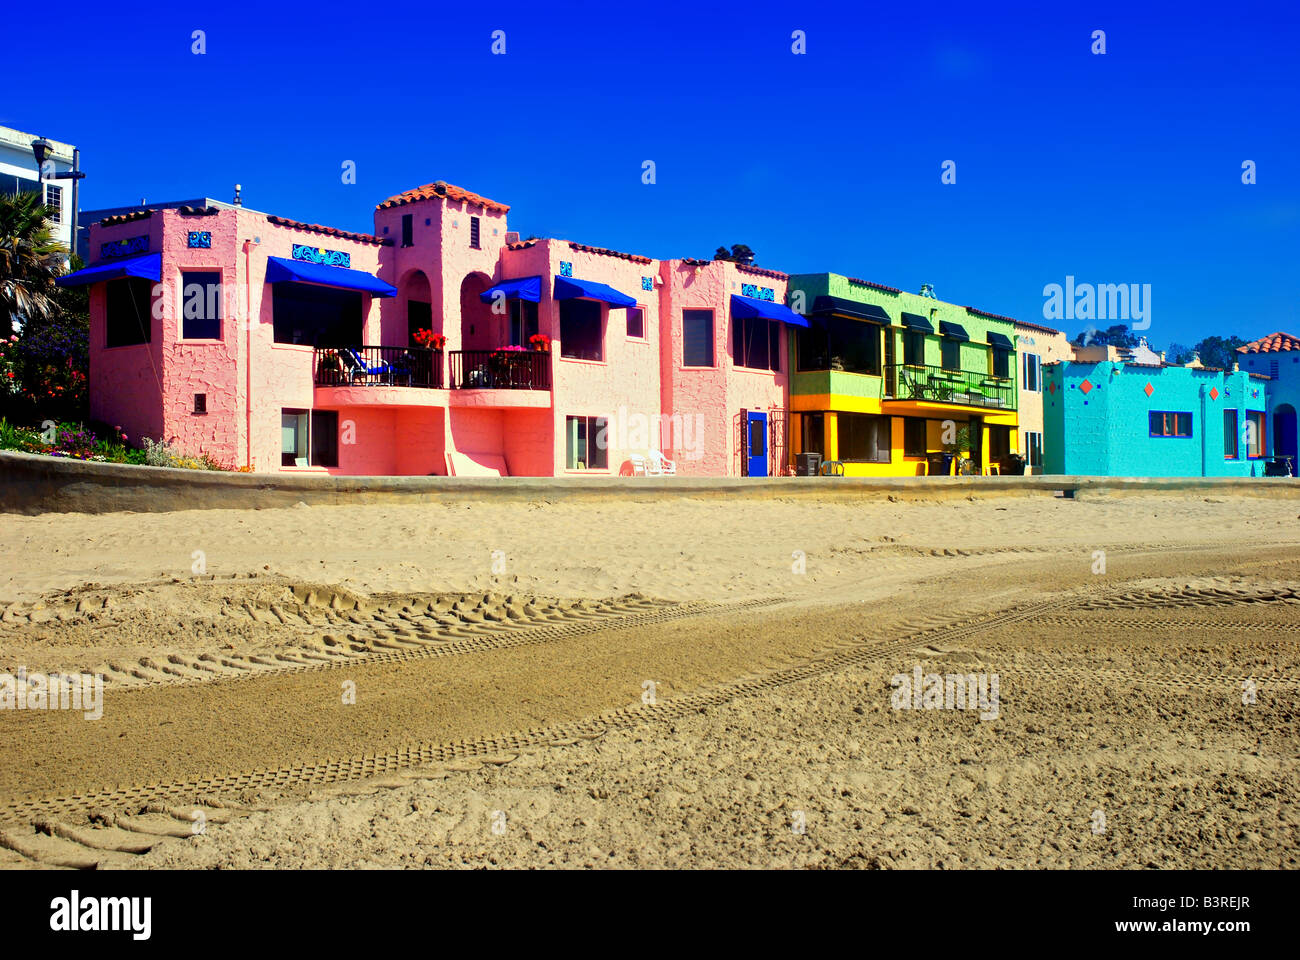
939 320 970 341
265 256 396 297
481 276 542 304
987 332 1015 350
730 294 809 328
56 252 161 287
901 312 934 333
553 276 636 307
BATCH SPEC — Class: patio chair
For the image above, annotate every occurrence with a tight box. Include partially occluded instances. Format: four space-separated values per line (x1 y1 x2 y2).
648 450 677 475
343 349 397 384
627 454 648 476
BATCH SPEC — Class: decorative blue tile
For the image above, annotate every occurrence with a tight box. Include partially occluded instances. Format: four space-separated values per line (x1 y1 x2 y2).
641 276 653 291
559 261 573 278
187 231 212 249
100 235 149 260
291 243 351 268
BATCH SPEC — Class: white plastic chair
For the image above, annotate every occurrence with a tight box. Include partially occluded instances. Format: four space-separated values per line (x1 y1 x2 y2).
628 454 648 476
648 450 677 475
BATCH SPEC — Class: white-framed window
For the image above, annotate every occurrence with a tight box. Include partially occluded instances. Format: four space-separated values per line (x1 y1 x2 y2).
44 184 62 224
282 409 309 467
1025 431 1043 468
1022 352 1041 392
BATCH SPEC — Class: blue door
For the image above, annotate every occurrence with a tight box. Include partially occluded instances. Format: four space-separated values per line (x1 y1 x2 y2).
746 411 768 477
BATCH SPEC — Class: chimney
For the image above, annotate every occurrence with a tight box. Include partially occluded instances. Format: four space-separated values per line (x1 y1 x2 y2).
233 184 243 207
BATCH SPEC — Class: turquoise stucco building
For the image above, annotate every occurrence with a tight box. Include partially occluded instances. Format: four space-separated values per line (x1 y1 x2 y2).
1044 361 1269 477
1236 332 1299 469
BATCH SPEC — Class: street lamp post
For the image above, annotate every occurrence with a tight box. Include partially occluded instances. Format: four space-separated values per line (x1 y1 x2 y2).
31 137 86 263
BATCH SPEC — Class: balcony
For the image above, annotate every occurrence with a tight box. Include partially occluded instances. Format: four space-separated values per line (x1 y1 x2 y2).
884 363 1016 410
314 345 442 389
449 349 551 391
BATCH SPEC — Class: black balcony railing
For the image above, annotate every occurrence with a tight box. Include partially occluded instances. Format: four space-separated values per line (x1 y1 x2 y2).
884 363 1016 410
449 349 551 390
314 345 442 388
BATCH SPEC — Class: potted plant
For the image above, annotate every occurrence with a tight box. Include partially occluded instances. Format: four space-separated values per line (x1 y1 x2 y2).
940 423 973 476
413 329 446 351
528 333 551 352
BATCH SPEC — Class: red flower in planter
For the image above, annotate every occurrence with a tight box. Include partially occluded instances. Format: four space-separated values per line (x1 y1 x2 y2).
528 334 551 352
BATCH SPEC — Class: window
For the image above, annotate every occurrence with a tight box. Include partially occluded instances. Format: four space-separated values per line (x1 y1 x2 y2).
470 216 481 249
903 330 925 366
44 184 62 223
273 282 363 346
1022 353 1041 392
510 299 539 347
311 411 339 467
1025 432 1043 468
992 348 1011 379
800 413 824 456
683 309 714 367
401 214 413 248
1224 409 1239 459
1149 411 1192 437
941 338 961 372
733 315 780 371
796 318 879 374
105 277 153 347
903 417 928 458
749 416 766 458
193 393 206 414
181 271 222 339
566 415 608 470
1247 411 1266 458
281 409 309 467
837 413 891 463
559 299 603 361
627 306 645 339
0 174 39 197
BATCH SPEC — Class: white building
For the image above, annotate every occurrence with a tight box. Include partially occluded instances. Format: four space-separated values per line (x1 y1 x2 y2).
0 124 77 256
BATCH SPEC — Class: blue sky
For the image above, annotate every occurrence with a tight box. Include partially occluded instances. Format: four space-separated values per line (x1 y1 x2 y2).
7 0 1297 348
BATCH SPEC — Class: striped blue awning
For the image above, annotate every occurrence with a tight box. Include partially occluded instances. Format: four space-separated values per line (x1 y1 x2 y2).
265 256 396 297
56 252 161 286
481 276 542 303
730 294 809 328
553 276 636 307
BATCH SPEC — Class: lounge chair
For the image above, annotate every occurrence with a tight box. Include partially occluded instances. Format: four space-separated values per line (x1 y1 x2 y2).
343 349 398 384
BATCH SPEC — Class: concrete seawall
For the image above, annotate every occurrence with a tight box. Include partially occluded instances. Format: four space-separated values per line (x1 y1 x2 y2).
1 450 1297 515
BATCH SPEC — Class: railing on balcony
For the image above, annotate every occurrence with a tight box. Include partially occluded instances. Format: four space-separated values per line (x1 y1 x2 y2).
448 350 551 390
884 363 1016 410
313 345 442 389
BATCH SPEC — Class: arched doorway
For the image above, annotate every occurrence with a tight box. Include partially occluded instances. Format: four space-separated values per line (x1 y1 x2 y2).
1275 403 1297 465
458 272 495 352
402 270 434 348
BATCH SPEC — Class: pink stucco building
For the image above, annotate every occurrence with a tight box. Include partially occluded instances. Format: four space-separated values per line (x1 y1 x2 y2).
64 182 802 476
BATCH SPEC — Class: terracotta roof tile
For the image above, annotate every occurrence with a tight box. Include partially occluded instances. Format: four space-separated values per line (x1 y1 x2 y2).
567 241 653 265
964 306 1019 325
378 181 510 214
1238 331 1300 354
1014 319 1064 335
265 215 387 246
846 277 902 295
735 263 787 280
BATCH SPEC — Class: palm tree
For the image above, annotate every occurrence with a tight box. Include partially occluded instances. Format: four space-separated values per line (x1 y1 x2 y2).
0 191 67 337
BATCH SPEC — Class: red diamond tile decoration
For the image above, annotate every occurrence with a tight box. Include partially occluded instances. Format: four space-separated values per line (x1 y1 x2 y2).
1210 387 1219 400
1048 381 1056 395
1079 379 1093 394
1144 382 1154 397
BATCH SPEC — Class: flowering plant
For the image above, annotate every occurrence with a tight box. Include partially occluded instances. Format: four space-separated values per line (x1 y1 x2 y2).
528 333 551 352
413 329 446 350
